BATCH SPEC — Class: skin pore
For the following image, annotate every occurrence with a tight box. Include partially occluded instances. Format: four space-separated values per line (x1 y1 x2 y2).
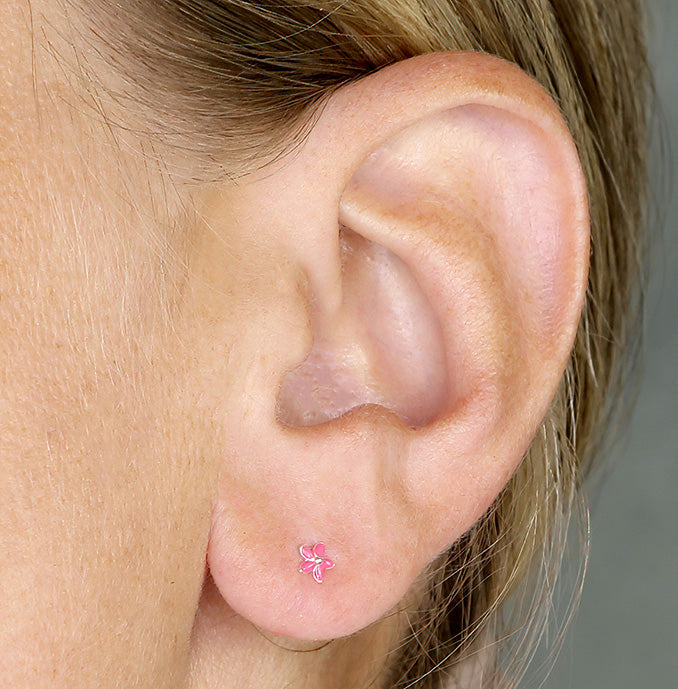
1 1 593 688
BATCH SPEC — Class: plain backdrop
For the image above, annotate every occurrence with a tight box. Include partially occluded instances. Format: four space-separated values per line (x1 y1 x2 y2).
545 0 678 687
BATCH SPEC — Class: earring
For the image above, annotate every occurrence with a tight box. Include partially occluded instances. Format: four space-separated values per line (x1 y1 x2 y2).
298 542 335 584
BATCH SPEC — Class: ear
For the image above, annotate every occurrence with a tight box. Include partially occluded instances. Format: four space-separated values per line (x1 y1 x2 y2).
190 52 589 641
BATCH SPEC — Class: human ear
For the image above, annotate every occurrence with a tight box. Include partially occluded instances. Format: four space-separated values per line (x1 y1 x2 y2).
189 52 589 641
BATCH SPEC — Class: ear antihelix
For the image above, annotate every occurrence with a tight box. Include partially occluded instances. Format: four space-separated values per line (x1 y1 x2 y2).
335 100 589 542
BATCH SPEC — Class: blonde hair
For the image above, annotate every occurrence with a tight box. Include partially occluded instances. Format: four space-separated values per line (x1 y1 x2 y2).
73 0 652 685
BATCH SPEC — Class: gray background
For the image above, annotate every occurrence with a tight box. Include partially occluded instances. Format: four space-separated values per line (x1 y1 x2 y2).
546 0 678 687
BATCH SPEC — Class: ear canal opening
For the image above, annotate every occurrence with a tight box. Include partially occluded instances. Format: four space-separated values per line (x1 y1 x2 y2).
276 226 450 429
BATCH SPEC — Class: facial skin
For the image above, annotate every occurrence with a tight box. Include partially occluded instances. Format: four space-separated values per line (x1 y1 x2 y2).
1 2 210 686
0 2 589 688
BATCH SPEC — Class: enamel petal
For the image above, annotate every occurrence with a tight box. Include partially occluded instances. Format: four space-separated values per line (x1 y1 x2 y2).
300 560 316 574
312 565 324 584
321 558 335 570
300 545 314 560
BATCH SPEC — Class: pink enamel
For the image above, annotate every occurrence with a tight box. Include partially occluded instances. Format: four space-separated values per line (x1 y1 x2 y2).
299 542 335 582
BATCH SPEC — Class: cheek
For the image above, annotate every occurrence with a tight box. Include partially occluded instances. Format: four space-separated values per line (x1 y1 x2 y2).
0 6 240 684
0 11 217 671
0 152 216 681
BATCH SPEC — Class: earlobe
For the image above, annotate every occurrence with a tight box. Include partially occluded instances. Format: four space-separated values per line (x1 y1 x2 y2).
199 52 589 641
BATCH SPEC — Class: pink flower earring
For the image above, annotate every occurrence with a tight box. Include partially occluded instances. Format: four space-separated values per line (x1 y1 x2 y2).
298 542 335 583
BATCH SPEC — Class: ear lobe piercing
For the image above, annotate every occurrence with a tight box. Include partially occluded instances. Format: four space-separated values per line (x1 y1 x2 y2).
299 542 335 583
